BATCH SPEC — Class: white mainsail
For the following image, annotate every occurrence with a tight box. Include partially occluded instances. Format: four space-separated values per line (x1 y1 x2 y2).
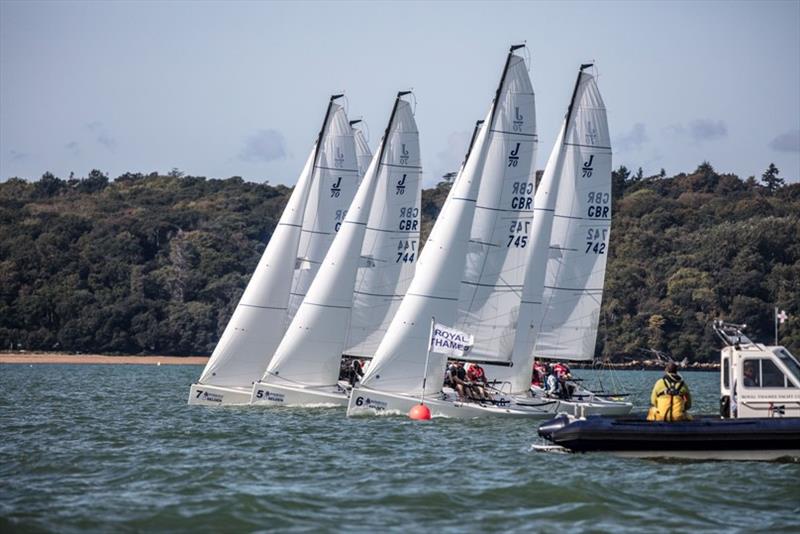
196 96 349 389
360 46 529 396
454 53 537 364
263 93 419 387
287 101 361 322
505 66 611 396
345 103 422 358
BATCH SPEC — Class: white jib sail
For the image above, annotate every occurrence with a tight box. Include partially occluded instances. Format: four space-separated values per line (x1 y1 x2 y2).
197 145 317 387
287 103 360 322
264 94 417 387
345 103 421 357
361 48 526 396
534 71 611 361
454 53 537 364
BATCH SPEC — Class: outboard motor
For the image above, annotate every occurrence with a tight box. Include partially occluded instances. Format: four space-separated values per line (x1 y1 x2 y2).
538 415 570 440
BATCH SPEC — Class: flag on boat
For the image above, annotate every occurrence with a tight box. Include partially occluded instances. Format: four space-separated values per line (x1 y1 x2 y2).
429 322 474 357
777 309 789 324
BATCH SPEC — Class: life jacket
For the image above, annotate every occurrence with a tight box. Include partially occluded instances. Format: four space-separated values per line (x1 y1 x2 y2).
647 375 688 421
468 366 484 381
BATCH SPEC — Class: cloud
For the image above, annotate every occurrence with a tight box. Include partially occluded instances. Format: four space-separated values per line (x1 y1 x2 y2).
65 141 81 156
666 119 727 143
769 129 800 153
85 121 117 151
615 123 648 151
9 150 28 161
238 129 287 163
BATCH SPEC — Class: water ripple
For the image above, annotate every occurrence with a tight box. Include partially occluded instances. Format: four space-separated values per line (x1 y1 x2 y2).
1 365 798 532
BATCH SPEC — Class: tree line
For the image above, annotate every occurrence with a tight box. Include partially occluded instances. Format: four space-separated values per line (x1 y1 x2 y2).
0 163 797 361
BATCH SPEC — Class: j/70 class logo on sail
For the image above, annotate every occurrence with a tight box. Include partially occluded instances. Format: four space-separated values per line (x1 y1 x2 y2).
582 155 594 178
335 146 344 168
513 106 524 132
396 174 406 195
508 143 520 167
400 144 409 165
330 176 341 198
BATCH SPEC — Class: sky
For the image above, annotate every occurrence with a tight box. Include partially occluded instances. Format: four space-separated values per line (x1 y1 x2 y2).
1 0 799 187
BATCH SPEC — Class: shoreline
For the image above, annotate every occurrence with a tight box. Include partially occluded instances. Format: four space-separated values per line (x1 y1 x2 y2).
0 352 209 365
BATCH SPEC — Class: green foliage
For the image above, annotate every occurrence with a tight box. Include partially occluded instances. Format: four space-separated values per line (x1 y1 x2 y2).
0 164 798 361
761 163 784 193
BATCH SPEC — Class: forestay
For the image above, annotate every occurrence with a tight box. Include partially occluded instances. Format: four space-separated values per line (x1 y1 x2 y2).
264 94 418 387
345 102 421 358
454 53 537 364
533 70 612 361
360 47 527 396
287 103 360 322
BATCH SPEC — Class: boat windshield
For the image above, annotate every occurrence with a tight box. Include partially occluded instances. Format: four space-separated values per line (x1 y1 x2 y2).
775 348 800 386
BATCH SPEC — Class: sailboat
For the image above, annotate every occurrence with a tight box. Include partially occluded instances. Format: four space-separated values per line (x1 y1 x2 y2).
347 45 556 417
188 95 360 405
494 64 632 416
251 92 422 407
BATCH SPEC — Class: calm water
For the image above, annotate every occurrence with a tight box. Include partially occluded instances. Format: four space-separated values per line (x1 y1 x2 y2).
1 365 798 533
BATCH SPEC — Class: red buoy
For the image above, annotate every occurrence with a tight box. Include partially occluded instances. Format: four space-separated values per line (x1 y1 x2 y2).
408 403 432 420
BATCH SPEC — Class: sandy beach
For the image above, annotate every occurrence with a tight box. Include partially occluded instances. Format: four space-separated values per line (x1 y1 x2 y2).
0 352 209 365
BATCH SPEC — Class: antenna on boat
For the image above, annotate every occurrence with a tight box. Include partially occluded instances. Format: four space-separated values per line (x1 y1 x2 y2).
713 320 755 348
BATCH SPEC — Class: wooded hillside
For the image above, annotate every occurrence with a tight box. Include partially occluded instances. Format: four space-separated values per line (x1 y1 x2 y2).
1 163 797 361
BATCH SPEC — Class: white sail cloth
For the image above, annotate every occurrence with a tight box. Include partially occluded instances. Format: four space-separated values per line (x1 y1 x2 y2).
501 71 611 398
345 108 421 357
534 72 611 361
361 52 531 397
287 104 360 322
196 100 358 388
197 147 317 387
454 54 537 364
264 98 419 387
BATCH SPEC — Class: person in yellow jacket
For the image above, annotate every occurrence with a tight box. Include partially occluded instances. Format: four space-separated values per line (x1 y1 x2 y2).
647 362 692 421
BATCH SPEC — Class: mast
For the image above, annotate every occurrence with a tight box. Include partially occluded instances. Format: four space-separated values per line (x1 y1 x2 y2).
488 44 526 129
563 63 593 140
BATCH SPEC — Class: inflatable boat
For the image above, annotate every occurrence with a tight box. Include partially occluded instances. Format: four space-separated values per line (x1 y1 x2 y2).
534 322 800 460
537 414 800 460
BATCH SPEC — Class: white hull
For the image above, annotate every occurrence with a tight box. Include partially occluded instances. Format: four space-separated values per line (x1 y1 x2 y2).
250 381 349 407
187 383 252 406
347 387 558 418
528 386 633 416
